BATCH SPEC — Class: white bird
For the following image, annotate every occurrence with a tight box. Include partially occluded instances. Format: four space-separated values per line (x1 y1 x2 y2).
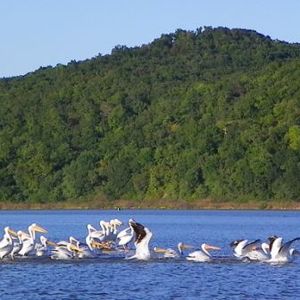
235 239 270 262
70 236 96 259
10 231 26 259
50 237 81 260
245 245 270 261
127 219 152 260
107 219 122 241
86 224 100 251
186 243 221 262
0 227 18 259
18 224 48 256
117 226 135 249
154 243 193 258
93 221 112 242
268 236 300 263
230 239 261 260
35 236 57 257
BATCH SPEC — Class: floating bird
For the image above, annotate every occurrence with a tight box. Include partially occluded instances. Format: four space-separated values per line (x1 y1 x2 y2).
117 225 135 249
98 221 112 242
10 231 26 259
107 219 122 241
0 227 18 259
86 224 101 251
154 243 193 258
35 236 57 257
70 236 96 259
268 236 300 263
18 224 48 256
186 243 221 262
50 237 81 260
127 219 152 260
230 239 261 260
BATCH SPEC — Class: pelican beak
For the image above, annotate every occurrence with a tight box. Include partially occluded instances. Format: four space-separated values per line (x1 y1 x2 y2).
8 228 18 237
154 247 167 254
69 244 82 253
46 240 58 247
33 224 48 234
181 243 194 250
204 244 221 251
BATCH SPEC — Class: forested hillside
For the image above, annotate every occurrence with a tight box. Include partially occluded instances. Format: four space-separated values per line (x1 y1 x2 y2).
1 27 300 205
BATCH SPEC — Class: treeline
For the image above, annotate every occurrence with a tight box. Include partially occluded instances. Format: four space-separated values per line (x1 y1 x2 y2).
1 26 300 204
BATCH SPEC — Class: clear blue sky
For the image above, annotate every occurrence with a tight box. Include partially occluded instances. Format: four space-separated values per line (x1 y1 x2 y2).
1 0 299 78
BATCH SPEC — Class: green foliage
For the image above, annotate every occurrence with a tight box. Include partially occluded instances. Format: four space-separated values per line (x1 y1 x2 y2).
1 27 300 203
287 125 300 150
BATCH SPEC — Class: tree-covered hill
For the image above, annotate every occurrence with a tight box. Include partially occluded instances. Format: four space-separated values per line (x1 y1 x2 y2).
1 27 300 205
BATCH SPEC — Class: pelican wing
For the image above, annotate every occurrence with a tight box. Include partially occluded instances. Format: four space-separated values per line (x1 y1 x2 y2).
233 240 248 256
117 227 131 239
279 237 300 256
242 239 261 253
270 237 283 258
129 221 146 244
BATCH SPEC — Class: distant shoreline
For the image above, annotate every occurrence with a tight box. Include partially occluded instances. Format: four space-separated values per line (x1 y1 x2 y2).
0 199 299 210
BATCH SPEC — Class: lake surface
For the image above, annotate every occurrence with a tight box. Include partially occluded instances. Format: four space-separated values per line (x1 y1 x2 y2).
0 210 300 299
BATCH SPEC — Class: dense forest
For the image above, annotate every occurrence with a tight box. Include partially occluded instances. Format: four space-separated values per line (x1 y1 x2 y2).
1 26 300 206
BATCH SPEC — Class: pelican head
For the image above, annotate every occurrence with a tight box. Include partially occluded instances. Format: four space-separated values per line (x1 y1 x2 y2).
268 235 278 242
40 236 48 247
5 227 18 238
87 224 97 233
230 240 243 248
128 218 136 225
111 219 122 226
30 223 48 234
177 242 194 254
69 236 80 247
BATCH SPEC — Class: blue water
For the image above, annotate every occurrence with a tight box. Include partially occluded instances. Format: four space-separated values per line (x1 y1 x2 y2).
0 210 300 299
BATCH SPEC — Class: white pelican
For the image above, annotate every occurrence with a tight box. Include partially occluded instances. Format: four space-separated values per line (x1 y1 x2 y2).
86 224 100 251
70 236 96 258
245 245 270 261
85 222 113 252
117 225 135 249
127 219 152 260
268 236 300 263
186 243 221 262
230 239 261 259
35 236 57 257
50 237 81 260
10 231 28 259
87 223 104 239
107 219 122 241
18 223 47 256
0 227 18 259
92 221 112 242
154 243 193 258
